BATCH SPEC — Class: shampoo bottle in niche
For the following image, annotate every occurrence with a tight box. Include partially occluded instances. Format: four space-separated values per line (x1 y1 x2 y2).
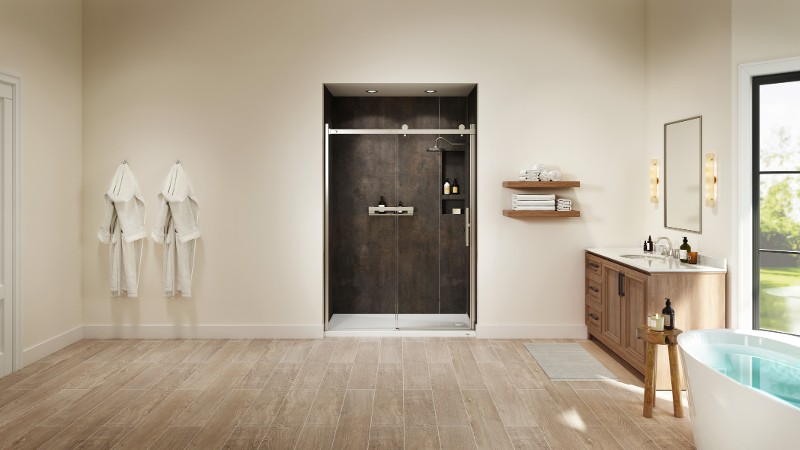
662 298 675 330
679 237 691 263
378 196 386 213
443 178 451 195
452 178 460 194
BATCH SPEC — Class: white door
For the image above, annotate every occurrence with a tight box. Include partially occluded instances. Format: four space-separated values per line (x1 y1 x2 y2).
0 80 14 375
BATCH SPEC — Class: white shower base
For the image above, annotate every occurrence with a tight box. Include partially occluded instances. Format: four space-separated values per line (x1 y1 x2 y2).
326 314 475 337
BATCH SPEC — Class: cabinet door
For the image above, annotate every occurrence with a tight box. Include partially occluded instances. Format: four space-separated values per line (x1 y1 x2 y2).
602 266 623 348
622 270 647 364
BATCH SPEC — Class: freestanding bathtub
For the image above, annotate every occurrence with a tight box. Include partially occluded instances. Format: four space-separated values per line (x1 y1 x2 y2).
678 329 800 450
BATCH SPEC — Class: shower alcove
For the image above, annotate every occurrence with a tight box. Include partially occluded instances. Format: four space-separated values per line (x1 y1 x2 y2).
324 83 477 334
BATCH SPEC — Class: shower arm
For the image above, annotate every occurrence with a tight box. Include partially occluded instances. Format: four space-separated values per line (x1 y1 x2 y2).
428 136 466 152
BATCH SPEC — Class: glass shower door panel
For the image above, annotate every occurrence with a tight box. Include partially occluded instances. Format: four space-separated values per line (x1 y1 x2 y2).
329 134 397 329
397 135 440 319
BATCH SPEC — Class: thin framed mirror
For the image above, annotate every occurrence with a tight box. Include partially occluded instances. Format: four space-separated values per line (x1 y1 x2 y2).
664 116 702 233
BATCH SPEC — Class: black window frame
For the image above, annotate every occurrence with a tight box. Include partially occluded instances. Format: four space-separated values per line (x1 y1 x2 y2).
752 70 800 335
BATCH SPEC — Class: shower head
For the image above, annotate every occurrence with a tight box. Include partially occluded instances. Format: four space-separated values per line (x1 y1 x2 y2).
426 136 466 152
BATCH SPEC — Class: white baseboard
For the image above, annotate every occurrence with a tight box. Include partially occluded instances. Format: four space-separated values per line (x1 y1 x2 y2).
82 324 324 340
23 325 84 366
476 324 588 339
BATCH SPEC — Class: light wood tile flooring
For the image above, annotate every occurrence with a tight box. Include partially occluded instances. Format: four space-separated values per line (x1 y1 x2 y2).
0 338 694 449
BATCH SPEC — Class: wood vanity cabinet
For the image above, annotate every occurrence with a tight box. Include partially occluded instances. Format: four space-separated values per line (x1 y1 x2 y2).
585 251 725 389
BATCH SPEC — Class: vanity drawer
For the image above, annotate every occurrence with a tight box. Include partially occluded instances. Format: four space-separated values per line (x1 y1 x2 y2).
586 254 602 278
586 305 601 334
585 277 602 306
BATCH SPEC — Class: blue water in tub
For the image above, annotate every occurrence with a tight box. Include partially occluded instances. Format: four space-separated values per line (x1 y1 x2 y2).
704 343 800 409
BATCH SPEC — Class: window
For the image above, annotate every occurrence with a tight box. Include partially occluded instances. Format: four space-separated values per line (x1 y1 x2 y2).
753 71 800 336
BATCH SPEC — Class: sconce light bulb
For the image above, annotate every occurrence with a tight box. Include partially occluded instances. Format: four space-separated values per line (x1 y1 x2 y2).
705 153 717 207
649 159 659 203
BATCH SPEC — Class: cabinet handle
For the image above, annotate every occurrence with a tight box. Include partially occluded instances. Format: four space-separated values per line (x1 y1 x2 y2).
618 272 625 297
588 262 599 269
588 313 599 321
588 286 599 293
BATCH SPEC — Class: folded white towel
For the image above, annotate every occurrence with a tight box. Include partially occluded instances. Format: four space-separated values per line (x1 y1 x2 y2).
512 205 555 211
513 200 556 206
511 194 555 200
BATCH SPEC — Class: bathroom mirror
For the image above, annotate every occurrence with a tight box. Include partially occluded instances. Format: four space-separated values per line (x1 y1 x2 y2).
664 116 702 233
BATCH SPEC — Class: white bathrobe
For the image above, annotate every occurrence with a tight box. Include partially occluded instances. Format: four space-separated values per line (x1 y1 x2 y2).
152 163 200 297
98 163 146 297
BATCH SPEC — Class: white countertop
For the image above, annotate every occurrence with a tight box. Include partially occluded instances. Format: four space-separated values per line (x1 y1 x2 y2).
586 247 727 274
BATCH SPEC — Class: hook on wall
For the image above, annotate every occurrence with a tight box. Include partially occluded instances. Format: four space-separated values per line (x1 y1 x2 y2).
176 160 181 165
122 160 127 164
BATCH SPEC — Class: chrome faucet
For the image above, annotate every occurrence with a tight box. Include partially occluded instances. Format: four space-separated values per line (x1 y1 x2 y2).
653 237 674 257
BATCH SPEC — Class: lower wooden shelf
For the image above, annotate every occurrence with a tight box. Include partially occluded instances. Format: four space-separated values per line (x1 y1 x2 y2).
503 210 581 218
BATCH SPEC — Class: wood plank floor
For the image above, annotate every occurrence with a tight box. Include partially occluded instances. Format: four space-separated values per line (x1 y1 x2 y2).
0 338 694 449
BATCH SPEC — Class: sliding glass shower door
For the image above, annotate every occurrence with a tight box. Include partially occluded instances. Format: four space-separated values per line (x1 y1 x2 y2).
326 128 474 332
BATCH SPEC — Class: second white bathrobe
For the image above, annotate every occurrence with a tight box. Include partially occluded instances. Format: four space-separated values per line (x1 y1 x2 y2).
152 163 200 297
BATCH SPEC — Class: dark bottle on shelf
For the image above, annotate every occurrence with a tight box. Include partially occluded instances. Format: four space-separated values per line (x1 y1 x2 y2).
452 178 460 195
378 196 386 207
679 237 691 263
646 235 654 252
662 298 675 330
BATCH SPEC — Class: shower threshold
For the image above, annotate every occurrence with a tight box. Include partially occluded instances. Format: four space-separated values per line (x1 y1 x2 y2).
326 314 475 337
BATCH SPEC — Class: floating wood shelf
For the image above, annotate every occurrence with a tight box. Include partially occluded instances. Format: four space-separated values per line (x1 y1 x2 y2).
503 210 581 218
502 179 580 218
502 180 581 188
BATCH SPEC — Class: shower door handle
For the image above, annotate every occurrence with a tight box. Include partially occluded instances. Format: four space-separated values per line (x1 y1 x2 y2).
465 207 470 247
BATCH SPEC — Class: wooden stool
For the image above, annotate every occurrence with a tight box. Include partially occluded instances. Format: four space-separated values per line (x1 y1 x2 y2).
637 325 683 418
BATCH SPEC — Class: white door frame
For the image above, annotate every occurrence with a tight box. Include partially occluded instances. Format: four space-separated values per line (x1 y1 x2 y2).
0 72 21 373
737 56 800 330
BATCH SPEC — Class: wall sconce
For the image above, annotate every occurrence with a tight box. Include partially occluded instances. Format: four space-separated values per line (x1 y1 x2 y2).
649 159 659 203
705 153 717 207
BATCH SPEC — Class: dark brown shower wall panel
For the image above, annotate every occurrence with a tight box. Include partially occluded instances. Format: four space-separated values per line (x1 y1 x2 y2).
439 215 469 314
397 135 441 314
332 97 440 129
329 134 398 315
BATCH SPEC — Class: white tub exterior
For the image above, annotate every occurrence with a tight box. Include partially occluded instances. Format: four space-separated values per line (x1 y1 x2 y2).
678 329 800 450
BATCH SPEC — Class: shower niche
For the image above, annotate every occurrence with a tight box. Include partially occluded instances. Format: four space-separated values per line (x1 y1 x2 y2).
324 83 477 332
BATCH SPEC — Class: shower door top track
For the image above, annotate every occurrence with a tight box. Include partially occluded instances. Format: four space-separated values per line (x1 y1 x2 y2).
327 128 476 135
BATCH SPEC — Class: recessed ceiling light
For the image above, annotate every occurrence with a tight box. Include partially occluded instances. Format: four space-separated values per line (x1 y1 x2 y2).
366 89 378 93
425 90 437 93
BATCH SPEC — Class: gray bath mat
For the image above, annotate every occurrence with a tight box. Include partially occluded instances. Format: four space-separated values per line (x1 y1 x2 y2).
525 343 619 381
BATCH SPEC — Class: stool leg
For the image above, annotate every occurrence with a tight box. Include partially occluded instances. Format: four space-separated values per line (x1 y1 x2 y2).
643 342 656 418
667 343 684 418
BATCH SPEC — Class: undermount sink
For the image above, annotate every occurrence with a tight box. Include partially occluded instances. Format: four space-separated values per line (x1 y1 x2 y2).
620 254 667 260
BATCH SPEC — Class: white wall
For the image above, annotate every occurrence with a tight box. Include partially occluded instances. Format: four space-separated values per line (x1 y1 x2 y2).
81 0 646 338
644 0 733 321
733 0 800 64
0 0 84 359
